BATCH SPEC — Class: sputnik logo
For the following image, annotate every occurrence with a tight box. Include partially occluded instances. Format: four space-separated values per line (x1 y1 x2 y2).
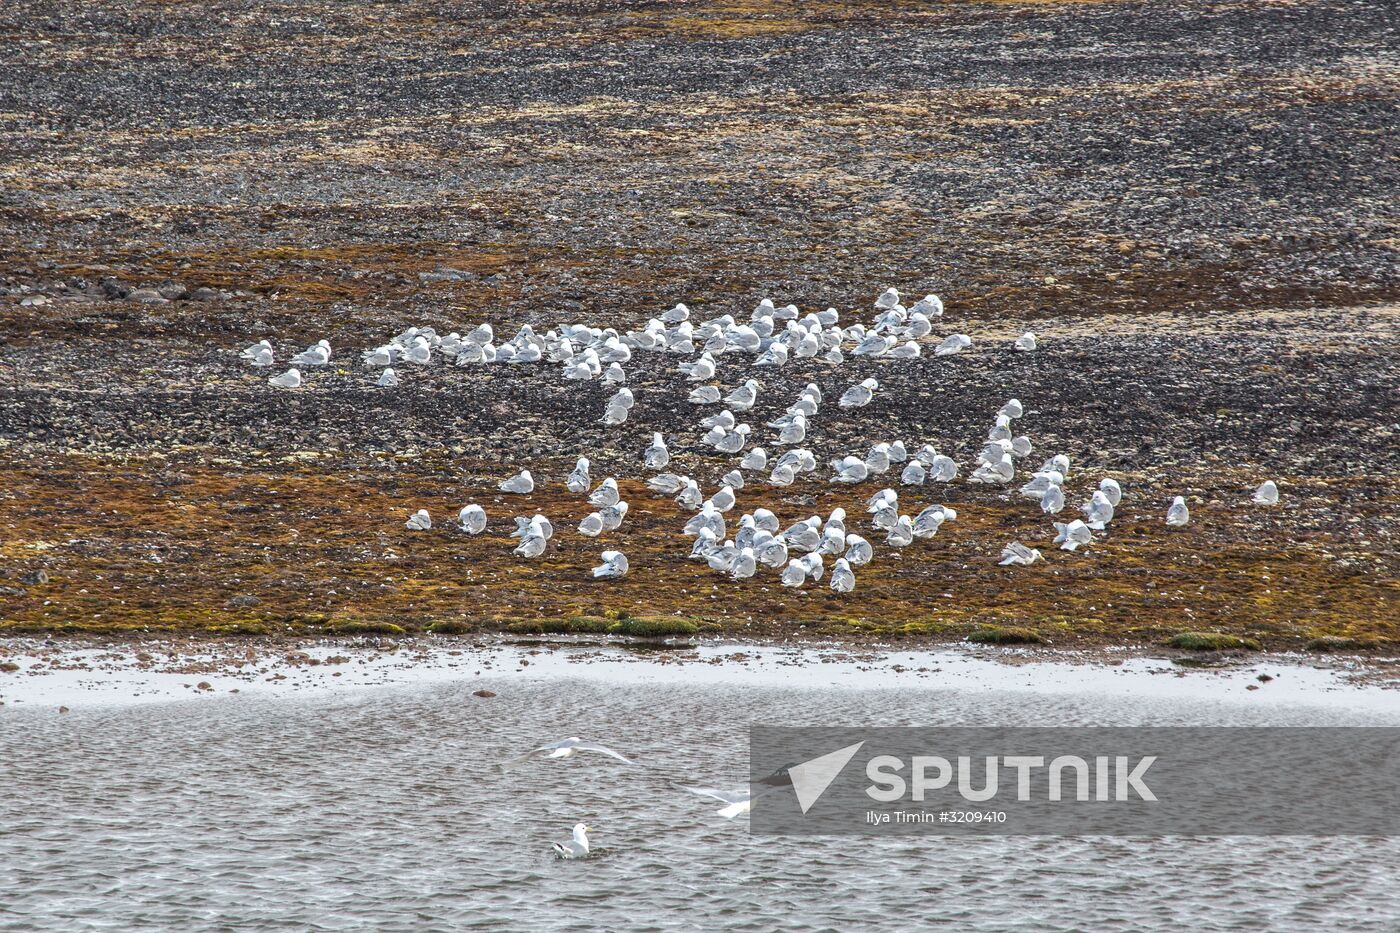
786 741 866 813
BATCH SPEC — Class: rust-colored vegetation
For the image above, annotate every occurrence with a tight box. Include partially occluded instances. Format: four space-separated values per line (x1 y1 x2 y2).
2 450 1395 650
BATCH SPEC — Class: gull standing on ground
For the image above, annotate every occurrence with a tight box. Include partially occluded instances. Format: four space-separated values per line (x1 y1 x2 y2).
292 340 331 366
831 558 855 593
935 334 972 357
1252 480 1279 505
268 368 302 388
592 550 629 579
1166 496 1191 527
999 542 1042 566
1083 491 1115 530
567 458 591 494
741 448 768 471
376 367 399 387
844 534 873 566
500 470 534 494
459 504 487 534
1053 519 1093 552
578 511 605 537
242 340 274 367
589 478 620 508
405 509 431 531
513 516 551 558
725 379 760 412
840 378 879 409
645 433 670 470
1015 332 1038 352
912 504 954 539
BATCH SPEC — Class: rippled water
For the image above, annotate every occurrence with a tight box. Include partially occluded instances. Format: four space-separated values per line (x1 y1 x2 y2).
4 678 1398 931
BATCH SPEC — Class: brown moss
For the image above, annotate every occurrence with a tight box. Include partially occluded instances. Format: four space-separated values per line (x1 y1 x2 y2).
0 450 1395 652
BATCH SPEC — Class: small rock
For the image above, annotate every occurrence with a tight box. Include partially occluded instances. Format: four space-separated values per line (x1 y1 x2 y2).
21 569 49 585
190 286 222 302
196 681 213 691
226 594 262 608
126 287 168 304
156 281 187 300
418 266 476 283
58 706 69 713
100 277 130 299
0 662 20 673
473 689 497 698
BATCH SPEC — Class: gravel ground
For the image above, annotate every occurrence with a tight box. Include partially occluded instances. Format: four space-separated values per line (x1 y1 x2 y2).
0 0 1397 648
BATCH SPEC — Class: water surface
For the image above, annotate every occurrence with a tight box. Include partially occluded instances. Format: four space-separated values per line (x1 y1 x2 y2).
3 673 1397 931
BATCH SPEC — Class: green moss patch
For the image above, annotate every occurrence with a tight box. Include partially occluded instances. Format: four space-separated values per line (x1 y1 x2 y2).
1167 632 1261 651
967 625 1046 645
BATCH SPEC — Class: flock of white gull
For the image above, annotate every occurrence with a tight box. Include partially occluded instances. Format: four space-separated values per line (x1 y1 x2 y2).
239 288 1281 595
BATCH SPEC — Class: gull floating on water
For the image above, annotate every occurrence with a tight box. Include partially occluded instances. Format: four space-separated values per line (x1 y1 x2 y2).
405 509 431 531
553 823 592 859
1252 480 1279 505
1166 496 1191 527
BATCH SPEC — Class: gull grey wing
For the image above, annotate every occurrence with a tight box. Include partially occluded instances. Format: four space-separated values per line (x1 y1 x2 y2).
496 744 559 770
686 786 750 805
572 742 634 764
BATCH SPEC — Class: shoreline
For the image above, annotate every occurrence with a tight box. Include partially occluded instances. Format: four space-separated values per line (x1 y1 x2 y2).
3 633 1397 712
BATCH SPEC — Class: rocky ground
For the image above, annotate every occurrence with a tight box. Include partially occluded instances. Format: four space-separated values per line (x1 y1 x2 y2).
1 0 1397 651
